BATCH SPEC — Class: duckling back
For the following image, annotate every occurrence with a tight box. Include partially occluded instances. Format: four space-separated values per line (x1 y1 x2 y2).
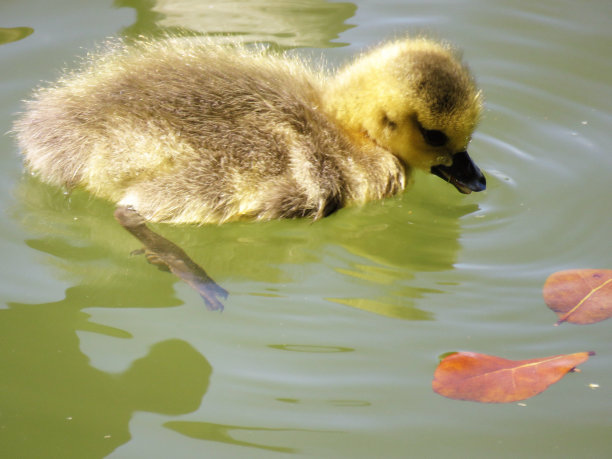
14 38 405 223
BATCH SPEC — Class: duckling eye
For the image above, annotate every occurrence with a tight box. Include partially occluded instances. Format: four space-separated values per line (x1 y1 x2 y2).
382 114 397 130
421 128 448 147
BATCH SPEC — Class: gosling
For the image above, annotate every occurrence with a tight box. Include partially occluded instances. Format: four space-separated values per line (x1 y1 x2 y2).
14 36 486 225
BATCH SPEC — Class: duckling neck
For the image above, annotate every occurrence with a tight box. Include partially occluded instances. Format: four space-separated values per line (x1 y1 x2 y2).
322 60 409 173
320 72 408 203
322 68 382 140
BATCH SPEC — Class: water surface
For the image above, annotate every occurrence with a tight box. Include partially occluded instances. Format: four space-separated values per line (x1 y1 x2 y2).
1 1 611 458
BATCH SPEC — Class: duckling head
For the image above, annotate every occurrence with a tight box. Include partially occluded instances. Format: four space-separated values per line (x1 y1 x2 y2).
325 38 486 193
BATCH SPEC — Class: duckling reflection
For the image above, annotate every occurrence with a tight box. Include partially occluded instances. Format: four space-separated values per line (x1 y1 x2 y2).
14 37 486 308
115 0 357 48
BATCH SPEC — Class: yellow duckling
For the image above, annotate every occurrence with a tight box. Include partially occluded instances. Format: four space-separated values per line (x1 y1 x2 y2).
14 36 485 225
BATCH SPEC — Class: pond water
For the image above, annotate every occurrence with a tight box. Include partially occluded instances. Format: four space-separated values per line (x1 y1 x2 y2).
1 1 611 458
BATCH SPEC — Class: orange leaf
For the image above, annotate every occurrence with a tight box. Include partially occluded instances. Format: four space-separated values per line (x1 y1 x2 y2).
543 269 612 325
432 351 593 403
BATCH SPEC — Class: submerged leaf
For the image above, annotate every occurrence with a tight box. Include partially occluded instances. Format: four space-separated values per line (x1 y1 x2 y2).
543 269 612 325
432 351 593 403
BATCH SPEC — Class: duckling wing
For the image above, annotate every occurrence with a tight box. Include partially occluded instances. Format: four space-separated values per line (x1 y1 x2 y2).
99 43 352 223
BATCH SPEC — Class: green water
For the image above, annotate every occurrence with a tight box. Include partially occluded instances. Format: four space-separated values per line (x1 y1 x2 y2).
1 1 611 458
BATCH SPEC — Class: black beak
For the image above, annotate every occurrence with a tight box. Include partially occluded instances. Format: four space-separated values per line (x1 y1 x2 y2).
430 151 486 194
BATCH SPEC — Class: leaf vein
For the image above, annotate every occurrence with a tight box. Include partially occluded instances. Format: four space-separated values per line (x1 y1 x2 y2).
562 278 612 322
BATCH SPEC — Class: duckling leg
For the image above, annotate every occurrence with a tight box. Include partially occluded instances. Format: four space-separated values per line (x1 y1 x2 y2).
114 205 228 311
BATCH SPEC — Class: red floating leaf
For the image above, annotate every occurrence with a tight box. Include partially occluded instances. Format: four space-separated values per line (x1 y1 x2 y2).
432 351 593 403
543 269 612 325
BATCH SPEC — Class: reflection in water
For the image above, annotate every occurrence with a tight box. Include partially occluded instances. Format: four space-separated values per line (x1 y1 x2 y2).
0 300 209 458
165 421 296 453
324 181 479 319
329 297 436 320
4 183 210 455
268 344 355 353
1 294 300 455
14 167 475 322
9 177 363 455
0 26 34 45
115 0 356 47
